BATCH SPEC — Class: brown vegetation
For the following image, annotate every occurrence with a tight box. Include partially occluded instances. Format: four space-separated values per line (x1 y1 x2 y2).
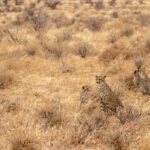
0 0 150 149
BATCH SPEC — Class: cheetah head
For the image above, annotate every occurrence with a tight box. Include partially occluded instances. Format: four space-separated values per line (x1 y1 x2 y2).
96 75 106 84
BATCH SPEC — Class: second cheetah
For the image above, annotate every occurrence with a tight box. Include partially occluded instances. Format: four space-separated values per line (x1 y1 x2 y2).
80 85 91 104
133 69 150 95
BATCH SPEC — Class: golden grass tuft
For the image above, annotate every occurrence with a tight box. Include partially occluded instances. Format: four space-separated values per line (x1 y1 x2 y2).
73 41 96 58
99 46 120 64
117 105 142 124
38 100 63 129
0 0 150 149
0 69 16 89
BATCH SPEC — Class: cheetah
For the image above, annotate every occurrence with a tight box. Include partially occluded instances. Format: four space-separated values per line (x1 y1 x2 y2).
80 85 91 104
133 69 150 95
95 75 123 114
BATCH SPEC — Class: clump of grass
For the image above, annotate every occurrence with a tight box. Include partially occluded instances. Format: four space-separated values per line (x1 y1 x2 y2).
121 27 133 37
111 11 118 18
68 101 107 145
51 14 74 28
99 47 120 65
6 102 19 114
85 17 104 31
123 75 135 90
138 0 143 4
94 0 104 10
38 101 62 129
45 0 61 9
125 0 132 5
138 14 150 27
117 105 142 124
55 30 72 43
74 42 96 58
15 0 23 5
107 32 120 43
61 62 76 74
107 130 129 150
42 41 65 59
11 137 39 150
109 0 116 6
30 10 49 30
26 46 36 56
14 8 34 25
0 70 16 89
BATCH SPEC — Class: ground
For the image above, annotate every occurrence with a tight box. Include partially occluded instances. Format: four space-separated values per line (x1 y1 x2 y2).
0 0 150 149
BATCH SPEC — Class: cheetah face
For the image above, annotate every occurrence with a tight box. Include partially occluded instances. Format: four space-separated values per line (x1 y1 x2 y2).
96 75 106 84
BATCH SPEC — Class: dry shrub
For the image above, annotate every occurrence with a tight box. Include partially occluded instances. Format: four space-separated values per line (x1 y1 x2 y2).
106 57 124 74
15 9 49 30
125 0 132 5
123 75 135 90
12 139 36 150
99 47 120 64
138 0 143 4
68 101 107 145
0 70 16 89
45 0 61 9
55 30 72 42
94 0 104 10
15 0 23 5
10 132 40 150
42 41 66 59
106 130 130 150
14 8 34 25
107 32 120 43
117 105 142 124
74 42 96 58
109 0 116 6
51 14 74 28
138 14 150 27
30 10 49 30
7 128 41 150
6 102 19 114
61 62 76 74
38 100 62 129
85 17 104 31
26 46 37 56
10 6 22 12
111 11 118 18
14 14 27 26
0 49 24 60
121 27 133 37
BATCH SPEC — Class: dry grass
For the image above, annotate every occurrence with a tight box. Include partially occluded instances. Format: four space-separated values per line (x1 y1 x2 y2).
38 100 62 129
99 46 120 64
0 70 16 89
84 17 104 31
0 0 150 149
74 42 96 58
117 105 142 124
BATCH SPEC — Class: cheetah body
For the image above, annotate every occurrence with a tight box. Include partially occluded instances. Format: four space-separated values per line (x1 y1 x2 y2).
96 75 123 113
